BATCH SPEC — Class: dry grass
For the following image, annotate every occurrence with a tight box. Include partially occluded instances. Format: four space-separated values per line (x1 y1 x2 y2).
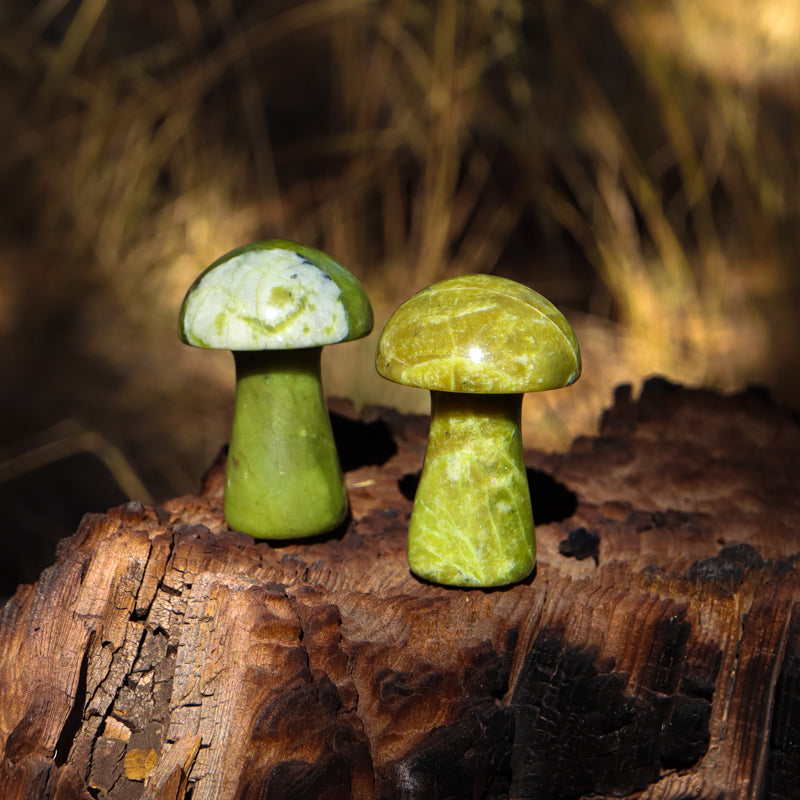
1 0 799 498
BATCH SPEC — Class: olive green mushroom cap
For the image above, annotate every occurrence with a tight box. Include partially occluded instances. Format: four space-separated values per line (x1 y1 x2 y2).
179 240 373 350
376 274 580 393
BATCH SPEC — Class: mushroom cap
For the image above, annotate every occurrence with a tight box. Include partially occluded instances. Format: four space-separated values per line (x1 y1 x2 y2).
376 274 581 393
178 240 373 350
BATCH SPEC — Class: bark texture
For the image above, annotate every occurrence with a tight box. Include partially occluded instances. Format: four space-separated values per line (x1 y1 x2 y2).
0 378 799 800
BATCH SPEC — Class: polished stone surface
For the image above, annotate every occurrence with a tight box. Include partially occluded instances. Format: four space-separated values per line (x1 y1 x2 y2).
377 273 580 586
179 240 372 350
178 240 372 539
225 349 348 539
408 392 535 587
377 274 581 394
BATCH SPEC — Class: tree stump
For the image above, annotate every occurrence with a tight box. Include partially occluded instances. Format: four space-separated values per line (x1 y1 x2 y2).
1 378 798 800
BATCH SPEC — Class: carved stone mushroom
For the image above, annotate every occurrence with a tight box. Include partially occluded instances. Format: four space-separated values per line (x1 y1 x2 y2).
376 273 580 586
179 240 373 539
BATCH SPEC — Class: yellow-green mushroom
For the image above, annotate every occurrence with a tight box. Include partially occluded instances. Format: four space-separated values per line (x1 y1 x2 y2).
376 274 580 587
179 240 373 539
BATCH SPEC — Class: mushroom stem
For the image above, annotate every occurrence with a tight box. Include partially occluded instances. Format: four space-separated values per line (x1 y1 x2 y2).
408 390 535 587
225 348 347 539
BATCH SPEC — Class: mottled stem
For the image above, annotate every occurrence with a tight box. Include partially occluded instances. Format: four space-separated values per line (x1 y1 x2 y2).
225 348 347 539
408 391 535 587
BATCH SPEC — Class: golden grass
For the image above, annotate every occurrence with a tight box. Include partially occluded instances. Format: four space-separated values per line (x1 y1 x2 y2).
1 0 798 497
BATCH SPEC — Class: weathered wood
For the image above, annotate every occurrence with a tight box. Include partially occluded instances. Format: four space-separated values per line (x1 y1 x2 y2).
0 378 798 799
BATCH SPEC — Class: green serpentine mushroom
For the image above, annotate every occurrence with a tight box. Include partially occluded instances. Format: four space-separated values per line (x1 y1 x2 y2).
376 274 580 587
179 240 373 539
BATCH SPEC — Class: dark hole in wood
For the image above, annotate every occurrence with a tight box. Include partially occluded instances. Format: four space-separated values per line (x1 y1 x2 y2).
398 471 420 501
529 468 578 524
331 413 398 473
558 527 600 563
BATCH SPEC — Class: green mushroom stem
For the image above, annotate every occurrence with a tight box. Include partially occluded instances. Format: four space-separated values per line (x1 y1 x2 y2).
408 390 535 587
224 347 347 539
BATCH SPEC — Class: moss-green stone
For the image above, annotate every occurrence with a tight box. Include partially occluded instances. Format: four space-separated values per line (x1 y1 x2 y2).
224 348 347 539
376 273 580 587
376 273 580 393
178 240 373 540
408 392 534 587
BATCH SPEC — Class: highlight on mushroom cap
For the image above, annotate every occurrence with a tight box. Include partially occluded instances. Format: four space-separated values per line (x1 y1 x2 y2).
178 240 373 350
376 274 581 394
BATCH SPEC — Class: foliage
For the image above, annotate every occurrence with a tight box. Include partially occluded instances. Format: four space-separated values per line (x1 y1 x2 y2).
1 0 798 495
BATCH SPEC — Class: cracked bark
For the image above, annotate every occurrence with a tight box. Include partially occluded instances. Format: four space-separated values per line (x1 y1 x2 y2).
1 379 799 800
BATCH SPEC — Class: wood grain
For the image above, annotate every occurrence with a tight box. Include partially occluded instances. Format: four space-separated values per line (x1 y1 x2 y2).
0 378 798 799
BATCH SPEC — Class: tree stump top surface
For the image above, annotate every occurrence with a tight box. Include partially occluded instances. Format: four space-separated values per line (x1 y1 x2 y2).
1 378 799 800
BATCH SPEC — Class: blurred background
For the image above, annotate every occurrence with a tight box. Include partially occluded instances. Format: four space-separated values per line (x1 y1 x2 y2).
1 0 799 588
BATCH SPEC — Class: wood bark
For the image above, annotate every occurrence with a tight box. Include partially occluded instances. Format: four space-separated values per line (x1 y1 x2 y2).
0 378 798 800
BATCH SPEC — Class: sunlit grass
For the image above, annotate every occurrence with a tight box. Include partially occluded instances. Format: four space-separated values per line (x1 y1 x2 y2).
1 0 798 496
